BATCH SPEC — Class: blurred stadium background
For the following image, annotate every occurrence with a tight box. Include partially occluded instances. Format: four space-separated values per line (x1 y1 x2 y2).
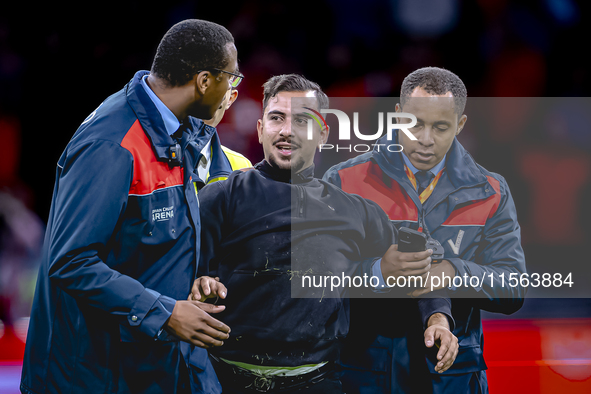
1 1 590 392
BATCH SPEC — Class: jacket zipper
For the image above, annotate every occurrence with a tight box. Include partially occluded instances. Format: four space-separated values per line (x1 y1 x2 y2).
296 185 305 217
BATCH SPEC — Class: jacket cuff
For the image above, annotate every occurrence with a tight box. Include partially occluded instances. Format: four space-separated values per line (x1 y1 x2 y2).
445 258 480 293
127 288 177 339
417 293 455 331
369 258 389 293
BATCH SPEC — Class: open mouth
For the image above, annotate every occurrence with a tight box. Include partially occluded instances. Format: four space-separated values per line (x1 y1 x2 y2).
275 142 296 156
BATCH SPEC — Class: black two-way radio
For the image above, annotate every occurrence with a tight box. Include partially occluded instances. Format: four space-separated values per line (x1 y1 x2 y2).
398 227 445 262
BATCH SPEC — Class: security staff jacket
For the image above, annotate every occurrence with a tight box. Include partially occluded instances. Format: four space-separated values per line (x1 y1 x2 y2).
323 132 526 383
20 70 238 394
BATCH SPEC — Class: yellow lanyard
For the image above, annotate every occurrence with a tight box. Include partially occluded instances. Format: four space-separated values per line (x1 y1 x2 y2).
404 165 444 204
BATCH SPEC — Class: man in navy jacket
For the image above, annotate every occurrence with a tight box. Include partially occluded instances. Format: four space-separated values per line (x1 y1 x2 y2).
194 74 459 393
21 19 240 394
323 67 526 393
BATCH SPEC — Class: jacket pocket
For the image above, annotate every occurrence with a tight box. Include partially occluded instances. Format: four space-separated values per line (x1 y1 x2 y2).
427 345 487 375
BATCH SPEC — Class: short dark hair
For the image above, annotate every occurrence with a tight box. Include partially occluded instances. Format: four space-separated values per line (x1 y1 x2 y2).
400 67 467 116
151 19 235 87
262 74 329 113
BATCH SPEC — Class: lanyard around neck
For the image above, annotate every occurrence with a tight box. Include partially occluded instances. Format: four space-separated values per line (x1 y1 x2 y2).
404 165 445 204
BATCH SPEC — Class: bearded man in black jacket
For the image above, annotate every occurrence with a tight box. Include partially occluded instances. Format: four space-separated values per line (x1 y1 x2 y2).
192 74 459 393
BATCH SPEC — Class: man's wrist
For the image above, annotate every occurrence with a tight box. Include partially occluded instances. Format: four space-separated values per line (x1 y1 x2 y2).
371 258 390 293
158 303 181 342
427 312 450 331
439 260 458 291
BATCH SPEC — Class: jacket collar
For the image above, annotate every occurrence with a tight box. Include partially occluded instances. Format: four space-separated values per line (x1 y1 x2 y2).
256 160 315 184
187 117 233 184
371 131 496 220
126 70 174 161
126 71 218 169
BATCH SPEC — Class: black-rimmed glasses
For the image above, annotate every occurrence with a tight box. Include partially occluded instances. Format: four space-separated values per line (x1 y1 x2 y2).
208 68 244 88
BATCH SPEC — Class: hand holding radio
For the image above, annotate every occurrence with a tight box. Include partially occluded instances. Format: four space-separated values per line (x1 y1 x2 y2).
380 243 432 282
398 227 445 262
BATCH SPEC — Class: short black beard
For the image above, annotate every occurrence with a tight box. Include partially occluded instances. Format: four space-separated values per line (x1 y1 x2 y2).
267 155 306 175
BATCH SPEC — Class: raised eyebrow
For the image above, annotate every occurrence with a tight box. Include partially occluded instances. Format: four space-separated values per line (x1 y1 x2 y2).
267 110 286 118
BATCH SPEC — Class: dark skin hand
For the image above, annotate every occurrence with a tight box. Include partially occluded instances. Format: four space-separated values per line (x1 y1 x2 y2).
424 312 459 373
164 276 231 349
380 247 458 371
381 244 433 282
164 299 230 349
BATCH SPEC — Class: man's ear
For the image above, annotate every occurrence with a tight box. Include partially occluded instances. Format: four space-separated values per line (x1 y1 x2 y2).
456 114 467 136
227 89 239 110
395 102 402 124
320 125 330 146
257 118 263 144
195 71 211 95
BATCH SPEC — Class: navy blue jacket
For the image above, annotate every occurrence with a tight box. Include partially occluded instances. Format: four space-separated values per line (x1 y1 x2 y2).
323 133 526 387
21 71 220 394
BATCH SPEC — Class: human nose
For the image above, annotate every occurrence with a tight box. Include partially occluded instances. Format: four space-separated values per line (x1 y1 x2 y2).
417 127 434 146
279 120 292 137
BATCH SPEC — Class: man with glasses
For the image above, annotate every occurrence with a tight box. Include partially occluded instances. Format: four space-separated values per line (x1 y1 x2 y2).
201 77 252 184
21 19 240 394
